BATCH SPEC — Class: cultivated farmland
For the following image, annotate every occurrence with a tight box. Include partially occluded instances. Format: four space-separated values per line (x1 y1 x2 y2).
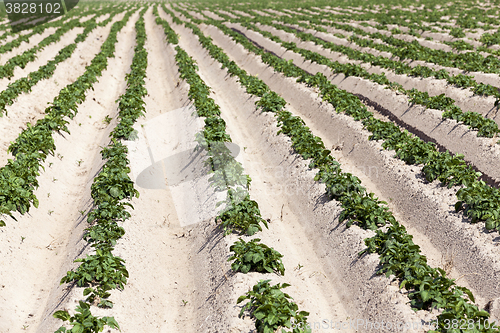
1 0 500 332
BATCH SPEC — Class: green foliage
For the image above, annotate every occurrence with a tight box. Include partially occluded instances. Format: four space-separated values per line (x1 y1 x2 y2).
480 32 500 47
450 27 466 38
112 16 148 140
60 250 128 308
229 238 285 275
423 152 481 188
238 280 311 333
217 190 268 236
455 181 500 230
255 91 287 113
54 7 147 332
53 301 120 333
444 40 474 51
0 9 134 227
276 110 334 169
154 6 179 44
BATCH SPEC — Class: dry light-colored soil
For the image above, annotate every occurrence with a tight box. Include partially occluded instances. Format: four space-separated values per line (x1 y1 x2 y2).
1 3 500 333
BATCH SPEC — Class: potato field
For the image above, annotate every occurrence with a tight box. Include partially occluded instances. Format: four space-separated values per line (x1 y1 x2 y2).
1 0 500 332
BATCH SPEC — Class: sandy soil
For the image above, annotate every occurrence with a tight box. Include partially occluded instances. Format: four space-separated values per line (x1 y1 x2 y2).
306 22 500 88
0 27 58 65
0 13 125 171
4 3 500 333
248 22 500 182
170 7 500 320
0 8 132 333
274 22 500 121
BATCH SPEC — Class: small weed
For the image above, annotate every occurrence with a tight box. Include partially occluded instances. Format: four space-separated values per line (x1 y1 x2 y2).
295 263 304 271
181 300 188 306
89 115 92 119
57 154 63 160
77 159 83 166
441 249 455 275
79 210 86 215
48 210 54 216
47 193 50 198
103 115 112 125
49 162 53 167
78 123 82 126
52 177 58 182
21 236 25 243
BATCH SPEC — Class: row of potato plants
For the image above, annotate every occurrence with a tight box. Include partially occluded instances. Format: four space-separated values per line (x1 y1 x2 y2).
0 3 100 54
283 6 468 42
190 8 500 235
0 6 136 228
229 7 500 109
156 6 311 332
0 5 128 116
53 7 148 333
169 6 500 331
217 9 500 141
0 7 118 80
281 3 499 47
296 9 495 53
247 7 500 103
278 8 500 74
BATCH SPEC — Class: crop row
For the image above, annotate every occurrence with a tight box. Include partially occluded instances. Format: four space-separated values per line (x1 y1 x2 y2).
275 8 500 74
0 5 127 80
53 6 148 332
0 3 104 53
226 6 500 108
0 5 129 116
0 6 137 228
156 6 314 332
217 10 500 142
183 6 500 236
269 3 500 46
284 6 496 45
165 5 499 331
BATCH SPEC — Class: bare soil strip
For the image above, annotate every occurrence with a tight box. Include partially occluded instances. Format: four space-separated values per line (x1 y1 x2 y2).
0 9 137 333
